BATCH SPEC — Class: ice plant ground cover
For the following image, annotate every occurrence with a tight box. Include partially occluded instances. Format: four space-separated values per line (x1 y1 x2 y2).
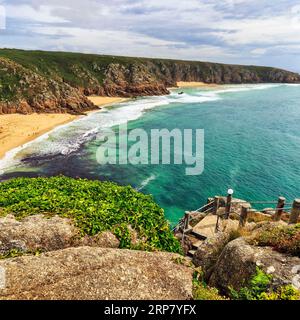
0 176 181 253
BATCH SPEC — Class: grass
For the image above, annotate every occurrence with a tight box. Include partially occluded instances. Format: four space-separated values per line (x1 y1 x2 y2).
252 223 300 257
0 176 182 253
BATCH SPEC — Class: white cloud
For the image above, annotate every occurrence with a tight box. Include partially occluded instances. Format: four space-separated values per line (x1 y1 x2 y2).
6 4 69 23
30 25 235 61
214 14 300 46
1 0 300 71
0 4 5 29
251 48 267 56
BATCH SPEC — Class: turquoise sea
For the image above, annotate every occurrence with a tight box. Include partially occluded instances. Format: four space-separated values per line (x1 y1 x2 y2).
1 84 300 225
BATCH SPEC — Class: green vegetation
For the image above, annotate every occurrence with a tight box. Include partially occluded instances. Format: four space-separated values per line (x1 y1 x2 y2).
0 49 159 90
193 284 227 300
252 224 300 257
0 67 22 101
0 176 181 253
193 269 227 300
0 248 43 260
230 267 300 300
192 266 299 300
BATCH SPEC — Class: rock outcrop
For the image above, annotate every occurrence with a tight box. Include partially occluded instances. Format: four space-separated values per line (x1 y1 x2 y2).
1 49 299 115
209 238 300 294
0 214 120 255
0 57 96 115
192 232 230 279
0 246 193 300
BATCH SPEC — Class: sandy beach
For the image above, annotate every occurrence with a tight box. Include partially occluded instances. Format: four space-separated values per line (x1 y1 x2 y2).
177 81 219 88
0 113 78 160
87 96 128 106
0 96 127 160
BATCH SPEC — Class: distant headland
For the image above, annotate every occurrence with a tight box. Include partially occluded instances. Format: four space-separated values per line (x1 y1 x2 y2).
0 48 299 115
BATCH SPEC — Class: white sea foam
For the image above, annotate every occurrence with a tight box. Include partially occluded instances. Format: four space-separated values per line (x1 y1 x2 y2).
0 96 171 173
136 174 157 191
0 118 89 174
0 83 298 174
283 83 300 87
169 92 221 104
212 83 282 94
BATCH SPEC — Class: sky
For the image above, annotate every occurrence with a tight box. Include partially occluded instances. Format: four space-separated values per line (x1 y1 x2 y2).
0 0 300 72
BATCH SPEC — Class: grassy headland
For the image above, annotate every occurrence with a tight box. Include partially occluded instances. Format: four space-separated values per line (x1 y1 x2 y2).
0 48 299 115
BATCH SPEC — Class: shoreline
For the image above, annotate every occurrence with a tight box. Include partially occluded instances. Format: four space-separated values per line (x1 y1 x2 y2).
0 113 78 160
0 96 128 161
175 81 220 89
86 96 129 107
0 85 220 162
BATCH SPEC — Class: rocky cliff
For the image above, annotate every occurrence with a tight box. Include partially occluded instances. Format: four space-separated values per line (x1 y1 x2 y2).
1 49 300 114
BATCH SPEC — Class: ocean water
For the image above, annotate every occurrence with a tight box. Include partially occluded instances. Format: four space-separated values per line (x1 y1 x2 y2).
1 84 300 225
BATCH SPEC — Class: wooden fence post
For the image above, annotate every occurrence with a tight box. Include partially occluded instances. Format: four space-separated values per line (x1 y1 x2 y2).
289 199 300 225
225 189 233 219
239 205 249 228
274 196 286 221
184 211 191 231
213 196 220 215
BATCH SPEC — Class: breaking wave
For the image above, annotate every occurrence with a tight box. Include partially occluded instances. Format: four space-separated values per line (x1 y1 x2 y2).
0 83 297 174
136 174 157 191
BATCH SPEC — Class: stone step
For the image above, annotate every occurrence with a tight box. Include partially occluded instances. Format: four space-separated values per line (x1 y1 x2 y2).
192 240 203 250
183 227 193 235
190 230 207 240
187 250 196 257
184 256 193 263
192 215 218 239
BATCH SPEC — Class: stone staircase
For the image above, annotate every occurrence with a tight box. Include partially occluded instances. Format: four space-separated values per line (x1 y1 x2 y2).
184 214 219 257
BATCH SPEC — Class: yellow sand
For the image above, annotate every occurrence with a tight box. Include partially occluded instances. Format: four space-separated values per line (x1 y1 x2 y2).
177 81 219 88
0 96 127 160
0 113 78 159
87 96 128 106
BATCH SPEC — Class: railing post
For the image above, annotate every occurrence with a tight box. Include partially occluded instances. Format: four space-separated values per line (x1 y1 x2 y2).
184 211 191 231
225 189 234 219
181 211 191 246
289 199 300 225
213 196 220 215
239 204 249 228
274 196 286 221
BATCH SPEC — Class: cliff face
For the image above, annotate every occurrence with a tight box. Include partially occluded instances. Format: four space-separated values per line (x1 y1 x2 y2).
0 57 95 115
0 49 299 114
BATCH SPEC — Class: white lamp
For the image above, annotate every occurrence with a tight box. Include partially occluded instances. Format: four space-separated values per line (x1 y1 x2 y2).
227 189 234 195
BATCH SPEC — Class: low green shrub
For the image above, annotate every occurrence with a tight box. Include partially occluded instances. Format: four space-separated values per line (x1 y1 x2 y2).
193 284 227 300
230 267 300 300
253 224 300 257
259 285 300 300
0 176 181 253
193 269 227 300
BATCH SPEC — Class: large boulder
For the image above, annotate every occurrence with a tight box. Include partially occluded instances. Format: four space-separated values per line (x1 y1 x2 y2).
193 232 230 279
0 214 119 255
192 219 240 278
209 238 300 294
0 247 193 300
